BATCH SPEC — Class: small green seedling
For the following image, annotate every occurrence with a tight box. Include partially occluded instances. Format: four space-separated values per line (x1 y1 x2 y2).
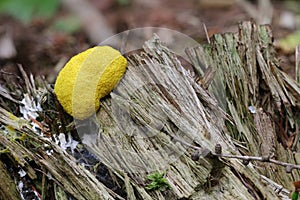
292 191 299 200
145 172 171 191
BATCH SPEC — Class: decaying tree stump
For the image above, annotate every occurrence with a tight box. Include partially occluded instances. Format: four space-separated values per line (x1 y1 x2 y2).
0 21 300 199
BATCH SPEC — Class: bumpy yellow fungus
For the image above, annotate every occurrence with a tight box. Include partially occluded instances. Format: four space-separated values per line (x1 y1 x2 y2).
54 46 127 119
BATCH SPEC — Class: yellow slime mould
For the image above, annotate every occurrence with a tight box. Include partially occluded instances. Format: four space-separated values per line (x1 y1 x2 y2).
54 46 127 119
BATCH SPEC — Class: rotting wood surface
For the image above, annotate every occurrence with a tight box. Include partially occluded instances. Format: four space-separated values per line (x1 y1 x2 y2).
80 21 298 199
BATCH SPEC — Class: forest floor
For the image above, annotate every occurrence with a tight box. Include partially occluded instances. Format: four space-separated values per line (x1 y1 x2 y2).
0 0 299 80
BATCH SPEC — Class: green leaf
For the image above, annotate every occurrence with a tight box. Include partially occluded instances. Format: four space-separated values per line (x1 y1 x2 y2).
1 0 35 23
33 0 59 19
145 172 171 191
292 191 299 200
0 0 10 10
0 0 59 23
